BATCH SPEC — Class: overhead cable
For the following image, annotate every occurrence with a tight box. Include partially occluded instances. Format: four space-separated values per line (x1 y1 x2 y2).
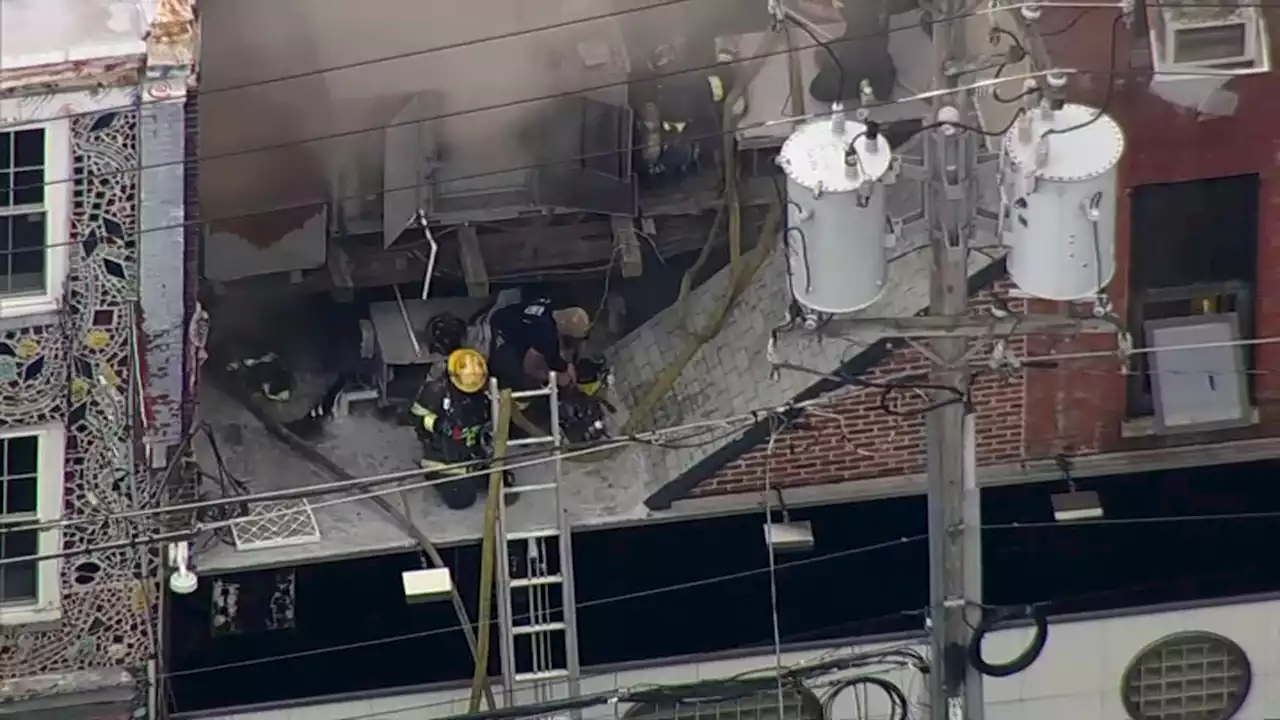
0 60 1240 260
5 331 1280 551
3 7 992 193
822 675 911 720
0 0 1262 129
0 393 797 539
161 538 1271 686
163 537 929 679
965 603 1049 677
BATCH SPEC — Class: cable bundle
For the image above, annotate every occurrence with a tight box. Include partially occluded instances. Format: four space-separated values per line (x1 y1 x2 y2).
966 604 1049 678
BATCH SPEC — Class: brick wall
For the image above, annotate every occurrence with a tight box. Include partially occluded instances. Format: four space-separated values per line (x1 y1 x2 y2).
695 288 1028 495
1028 8 1280 453
693 15 1280 498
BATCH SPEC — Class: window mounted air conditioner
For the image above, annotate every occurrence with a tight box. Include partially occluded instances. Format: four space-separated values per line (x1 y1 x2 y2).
1151 0 1268 72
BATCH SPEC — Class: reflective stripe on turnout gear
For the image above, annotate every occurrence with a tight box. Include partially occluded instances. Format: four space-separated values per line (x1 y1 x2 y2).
410 402 439 432
707 75 725 103
420 459 470 476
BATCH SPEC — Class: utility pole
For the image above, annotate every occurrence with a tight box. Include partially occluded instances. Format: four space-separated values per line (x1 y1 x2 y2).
771 4 1126 718
923 0 984 717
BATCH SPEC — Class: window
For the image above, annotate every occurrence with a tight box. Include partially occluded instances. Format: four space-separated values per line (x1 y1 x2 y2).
1148 0 1270 74
1121 631 1251 720
0 425 66 625
1127 176 1259 424
0 120 71 318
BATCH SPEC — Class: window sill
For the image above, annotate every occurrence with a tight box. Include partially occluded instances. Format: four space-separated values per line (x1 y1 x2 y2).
0 604 62 629
0 294 62 322
1122 407 1260 438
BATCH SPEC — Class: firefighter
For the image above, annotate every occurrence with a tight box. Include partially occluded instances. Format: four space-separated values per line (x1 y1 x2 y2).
409 348 496 511
426 313 469 357
638 41 731 180
488 299 591 392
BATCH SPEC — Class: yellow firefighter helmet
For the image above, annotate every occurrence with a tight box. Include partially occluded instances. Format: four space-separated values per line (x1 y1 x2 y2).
447 348 488 394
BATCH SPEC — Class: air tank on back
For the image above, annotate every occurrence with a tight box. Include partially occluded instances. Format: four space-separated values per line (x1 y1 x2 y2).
777 110 895 317
1001 102 1125 301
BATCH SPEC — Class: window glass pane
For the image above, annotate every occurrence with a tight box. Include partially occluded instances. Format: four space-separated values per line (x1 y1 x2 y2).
12 169 43 206
0 213 47 295
0 132 10 169
5 435 39 477
0 526 38 604
13 129 44 168
0 214 11 293
0 170 10 208
1 477 36 516
0 435 39 517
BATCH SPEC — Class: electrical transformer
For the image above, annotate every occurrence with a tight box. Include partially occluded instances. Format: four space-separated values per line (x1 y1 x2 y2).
778 114 895 316
1001 103 1125 301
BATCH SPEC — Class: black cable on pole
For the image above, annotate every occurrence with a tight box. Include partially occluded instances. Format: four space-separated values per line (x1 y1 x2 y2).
822 676 910 720
966 603 1049 677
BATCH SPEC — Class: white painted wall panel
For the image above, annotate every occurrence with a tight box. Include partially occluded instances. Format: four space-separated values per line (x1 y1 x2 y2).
181 596 1280 720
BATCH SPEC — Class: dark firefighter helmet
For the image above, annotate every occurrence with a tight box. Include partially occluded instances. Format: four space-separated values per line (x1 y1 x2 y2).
427 313 468 356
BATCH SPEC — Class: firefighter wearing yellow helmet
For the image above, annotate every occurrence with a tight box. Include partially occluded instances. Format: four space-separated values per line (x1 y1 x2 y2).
408 348 496 510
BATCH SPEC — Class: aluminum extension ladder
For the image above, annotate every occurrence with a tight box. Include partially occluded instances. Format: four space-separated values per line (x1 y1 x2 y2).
489 375 582 707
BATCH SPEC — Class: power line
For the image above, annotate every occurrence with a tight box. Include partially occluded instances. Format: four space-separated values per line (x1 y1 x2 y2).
0 0 1261 131
1 360 949 541
166 534 929 680
326 650 925 720
5 8 988 196
0 64 1254 259
1 0 698 127
0 393 852 545
0 65 1104 263
3 332 1275 554
163 513 1280 702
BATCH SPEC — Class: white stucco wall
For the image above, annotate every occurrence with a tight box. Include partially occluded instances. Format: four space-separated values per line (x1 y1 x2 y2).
179 595 1280 720
0 0 147 70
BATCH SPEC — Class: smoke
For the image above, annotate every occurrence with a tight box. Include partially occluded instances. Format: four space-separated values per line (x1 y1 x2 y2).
198 0 765 239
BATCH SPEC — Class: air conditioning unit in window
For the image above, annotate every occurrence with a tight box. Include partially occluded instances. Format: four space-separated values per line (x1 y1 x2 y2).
1149 0 1270 73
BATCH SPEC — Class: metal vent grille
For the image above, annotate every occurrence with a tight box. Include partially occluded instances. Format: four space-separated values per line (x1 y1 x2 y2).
1121 631 1251 720
230 499 322 550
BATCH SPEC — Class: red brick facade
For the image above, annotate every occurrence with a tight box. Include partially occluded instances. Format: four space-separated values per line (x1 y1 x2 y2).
692 14 1280 497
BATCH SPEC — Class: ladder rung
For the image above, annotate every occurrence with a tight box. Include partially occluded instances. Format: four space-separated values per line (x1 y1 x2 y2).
512 621 566 636
504 482 558 493
515 669 570 683
508 436 556 448
510 574 563 588
511 387 554 400
507 528 560 541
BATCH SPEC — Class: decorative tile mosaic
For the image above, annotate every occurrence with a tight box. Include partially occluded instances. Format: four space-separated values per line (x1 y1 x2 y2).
0 109 161 682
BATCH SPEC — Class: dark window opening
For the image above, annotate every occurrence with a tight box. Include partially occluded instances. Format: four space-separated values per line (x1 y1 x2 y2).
1126 175 1259 419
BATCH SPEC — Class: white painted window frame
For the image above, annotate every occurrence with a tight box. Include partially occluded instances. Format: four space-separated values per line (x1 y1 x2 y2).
0 117 71 319
0 424 66 625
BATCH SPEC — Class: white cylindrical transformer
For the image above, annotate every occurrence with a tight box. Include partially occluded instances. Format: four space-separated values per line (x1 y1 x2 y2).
778 115 894 315
1002 102 1125 301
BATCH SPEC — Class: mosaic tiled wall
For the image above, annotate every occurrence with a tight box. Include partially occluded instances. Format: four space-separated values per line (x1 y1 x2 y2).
0 109 159 681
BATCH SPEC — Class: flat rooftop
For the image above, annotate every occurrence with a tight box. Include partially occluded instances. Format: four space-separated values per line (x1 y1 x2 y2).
0 0 148 71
